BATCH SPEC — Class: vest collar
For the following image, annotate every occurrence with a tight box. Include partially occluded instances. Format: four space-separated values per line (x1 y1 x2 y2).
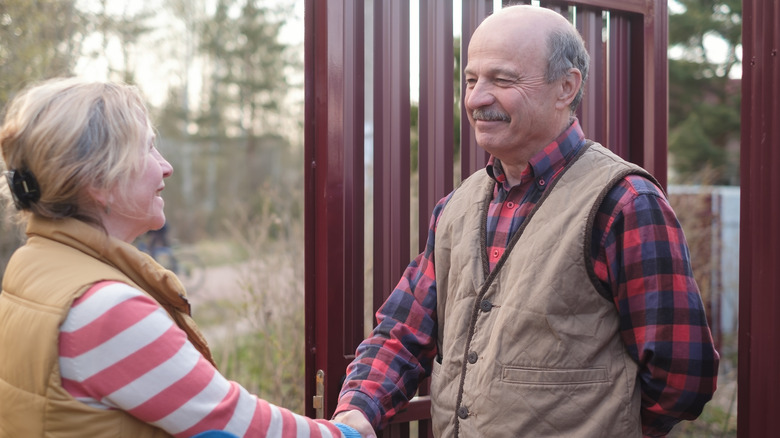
25 216 215 366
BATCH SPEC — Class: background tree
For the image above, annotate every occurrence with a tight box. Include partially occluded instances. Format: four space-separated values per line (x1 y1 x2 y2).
198 0 292 143
155 0 206 139
668 0 742 185
141 0 300 237
0 0 85 105
0 0 88 277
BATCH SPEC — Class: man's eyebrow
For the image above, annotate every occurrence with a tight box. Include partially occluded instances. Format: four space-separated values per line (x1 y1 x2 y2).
463 66 519 78
493 67 520 78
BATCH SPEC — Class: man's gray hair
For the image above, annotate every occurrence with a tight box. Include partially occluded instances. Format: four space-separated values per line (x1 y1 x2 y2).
546 27 590 113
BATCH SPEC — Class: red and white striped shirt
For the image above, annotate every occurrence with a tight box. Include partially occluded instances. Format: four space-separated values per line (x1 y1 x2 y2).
59 281 342 437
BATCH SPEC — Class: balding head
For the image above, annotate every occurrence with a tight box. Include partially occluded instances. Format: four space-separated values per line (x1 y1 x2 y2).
479 4 572 33
472 5 590 112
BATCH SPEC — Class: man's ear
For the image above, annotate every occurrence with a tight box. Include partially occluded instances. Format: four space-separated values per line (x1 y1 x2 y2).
556 68 582 110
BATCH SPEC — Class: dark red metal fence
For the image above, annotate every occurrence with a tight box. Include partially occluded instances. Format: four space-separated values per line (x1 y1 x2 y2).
738 1 780 437
304 1 668 436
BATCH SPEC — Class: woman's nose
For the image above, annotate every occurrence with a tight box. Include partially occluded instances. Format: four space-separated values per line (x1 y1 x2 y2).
162 158 173 177
158 152 174 177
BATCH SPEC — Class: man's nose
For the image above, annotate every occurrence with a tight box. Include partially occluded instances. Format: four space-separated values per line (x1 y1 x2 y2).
465 80 495 110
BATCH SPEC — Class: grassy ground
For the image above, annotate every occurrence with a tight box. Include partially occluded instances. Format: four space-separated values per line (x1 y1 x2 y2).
187 206 308 414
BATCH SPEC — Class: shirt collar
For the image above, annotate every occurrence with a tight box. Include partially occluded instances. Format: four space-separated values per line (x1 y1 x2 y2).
486 118 586 190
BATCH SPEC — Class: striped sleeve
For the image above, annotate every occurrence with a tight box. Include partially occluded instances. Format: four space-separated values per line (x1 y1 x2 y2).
59 281 344 437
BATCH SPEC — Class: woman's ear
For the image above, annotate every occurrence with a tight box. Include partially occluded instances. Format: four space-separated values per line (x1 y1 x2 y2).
86 184 112 212
556 68 582 110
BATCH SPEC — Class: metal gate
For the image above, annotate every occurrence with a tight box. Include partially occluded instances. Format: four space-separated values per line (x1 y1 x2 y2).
304 1 668 436
738 1 780 437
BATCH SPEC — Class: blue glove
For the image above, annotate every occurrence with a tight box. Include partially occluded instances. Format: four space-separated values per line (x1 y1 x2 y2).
191 431 239 438
334 422 362 438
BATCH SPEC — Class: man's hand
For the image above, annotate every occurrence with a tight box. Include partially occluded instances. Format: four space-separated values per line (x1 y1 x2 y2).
332 410 376 438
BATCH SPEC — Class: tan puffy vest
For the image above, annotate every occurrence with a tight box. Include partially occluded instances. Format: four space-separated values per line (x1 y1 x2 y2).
430 143 655 437
0 217 213 438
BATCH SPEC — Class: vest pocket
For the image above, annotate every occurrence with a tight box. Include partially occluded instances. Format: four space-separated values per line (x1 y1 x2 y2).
501 366 608 385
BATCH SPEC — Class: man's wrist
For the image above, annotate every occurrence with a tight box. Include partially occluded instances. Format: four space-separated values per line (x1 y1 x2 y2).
335 389 382 427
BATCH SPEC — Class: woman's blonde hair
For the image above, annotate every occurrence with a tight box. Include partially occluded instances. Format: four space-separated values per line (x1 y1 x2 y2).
0 77 152 226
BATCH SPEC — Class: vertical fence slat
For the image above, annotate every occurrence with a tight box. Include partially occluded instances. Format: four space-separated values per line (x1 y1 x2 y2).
650 0 668 188
504 0 533 7
626 0 668 187
460 1 493 180
414 4 455 434
304 0 365 419
372 0 410 307
418 0 454 253
739 1 780 437
608 12 632 158
624 9 663 185
373 4 411 435
576 7 607 144
541 1 571 18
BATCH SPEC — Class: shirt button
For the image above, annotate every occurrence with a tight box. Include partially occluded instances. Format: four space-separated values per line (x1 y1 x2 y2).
468 351 478 364
457 406 469 419
506 201 515 209
480 299 493 312
492 249 500 259
537 177 546 186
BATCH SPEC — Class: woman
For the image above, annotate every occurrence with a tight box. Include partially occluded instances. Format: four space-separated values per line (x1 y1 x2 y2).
0 78 360 438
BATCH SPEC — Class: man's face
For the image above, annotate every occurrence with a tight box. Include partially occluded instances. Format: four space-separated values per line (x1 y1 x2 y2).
463 22 564 168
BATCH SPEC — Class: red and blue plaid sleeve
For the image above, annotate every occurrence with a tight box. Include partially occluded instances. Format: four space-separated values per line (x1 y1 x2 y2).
335 194 449 429
592 175 720 437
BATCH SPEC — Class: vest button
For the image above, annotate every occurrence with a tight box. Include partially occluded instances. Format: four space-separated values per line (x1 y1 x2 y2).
480 299 492 312
457 406 469 419
468 351 478 364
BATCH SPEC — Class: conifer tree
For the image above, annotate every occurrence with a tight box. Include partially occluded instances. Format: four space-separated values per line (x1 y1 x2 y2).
668 0 742 185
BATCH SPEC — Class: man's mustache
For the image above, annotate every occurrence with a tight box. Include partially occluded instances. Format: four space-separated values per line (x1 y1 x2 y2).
472 108 511 122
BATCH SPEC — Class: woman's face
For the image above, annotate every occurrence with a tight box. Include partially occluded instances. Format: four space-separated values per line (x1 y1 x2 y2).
101 129 173 243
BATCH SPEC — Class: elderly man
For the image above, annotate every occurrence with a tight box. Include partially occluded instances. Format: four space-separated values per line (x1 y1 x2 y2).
332 5 719 437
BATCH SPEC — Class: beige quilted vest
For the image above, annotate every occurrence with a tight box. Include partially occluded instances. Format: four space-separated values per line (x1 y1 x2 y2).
430 143 655 437
0 217 213 437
